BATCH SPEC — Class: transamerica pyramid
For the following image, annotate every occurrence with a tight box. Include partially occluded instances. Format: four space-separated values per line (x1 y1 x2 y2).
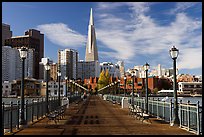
85 8 99 62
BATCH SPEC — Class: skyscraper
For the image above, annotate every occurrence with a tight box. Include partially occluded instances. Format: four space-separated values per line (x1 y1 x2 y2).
4 29 44 79
58 49 78 80
2 23 12 46
85 8 98 62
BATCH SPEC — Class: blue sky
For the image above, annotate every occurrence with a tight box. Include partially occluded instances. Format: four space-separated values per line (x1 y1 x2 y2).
2 2 202 75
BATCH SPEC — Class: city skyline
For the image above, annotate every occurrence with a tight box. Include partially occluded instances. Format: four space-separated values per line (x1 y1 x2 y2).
2 2 202 75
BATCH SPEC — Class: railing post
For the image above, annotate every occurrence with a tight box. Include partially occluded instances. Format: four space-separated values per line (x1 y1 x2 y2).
179 100 182 128
157 98 159 119
163 100 165 120
170 99 173 125
2 102 5 135
196 101 200 135
31 99 34 123
41 98 43 117
37 98 39 120
16 101 20 130
152 98 154 115
187 100 190 131
25 100 28 124
10 101 13 133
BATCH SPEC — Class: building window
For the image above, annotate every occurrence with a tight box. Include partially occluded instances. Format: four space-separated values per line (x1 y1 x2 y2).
54 90 57 95
60 90 63 94
6 86 8 88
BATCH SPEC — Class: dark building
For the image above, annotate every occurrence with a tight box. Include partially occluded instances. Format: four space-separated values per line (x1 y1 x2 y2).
4 29 44 79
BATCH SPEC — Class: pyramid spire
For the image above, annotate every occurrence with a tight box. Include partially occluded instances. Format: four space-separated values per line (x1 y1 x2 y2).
85 8 98 62
89 8 94 25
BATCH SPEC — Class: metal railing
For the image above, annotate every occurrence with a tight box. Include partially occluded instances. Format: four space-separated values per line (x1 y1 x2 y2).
105 94 202 135
2 95 81 135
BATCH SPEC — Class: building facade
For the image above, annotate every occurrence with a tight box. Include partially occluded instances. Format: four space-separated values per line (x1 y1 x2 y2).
58 49 78 80
77 60 100 80
2 23 12 46
4 29 44 79
100 62 120 78
2 46 34 82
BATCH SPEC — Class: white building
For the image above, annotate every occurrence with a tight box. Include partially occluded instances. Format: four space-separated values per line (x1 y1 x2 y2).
117 61 125 78
2 46 34 82
58 49 78 80
100 62 120 78
178 82 202 94
133 65 146 78
77 60 100 80
41 81 65 97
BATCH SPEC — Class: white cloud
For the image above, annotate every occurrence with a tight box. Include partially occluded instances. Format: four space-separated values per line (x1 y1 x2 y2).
169 2 199 14
36 23 87 48
95 2 202 70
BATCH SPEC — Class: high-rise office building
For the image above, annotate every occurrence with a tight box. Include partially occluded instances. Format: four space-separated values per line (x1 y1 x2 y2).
100 62 120 78
117 61 125 78
58 49 78 80
2 46 34 82
2 23 12 46
4 29 44 79
77 60 100 80
85 8 98 62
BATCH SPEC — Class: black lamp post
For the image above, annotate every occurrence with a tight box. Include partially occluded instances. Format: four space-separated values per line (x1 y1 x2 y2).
124 76 127 97
169 46 180 126
114 81 117 95
131 71 135 107
44 60 50 115
64 76 68 97
144 62 150 114
118 80 121 95
18 47 28 126
58 71 61 106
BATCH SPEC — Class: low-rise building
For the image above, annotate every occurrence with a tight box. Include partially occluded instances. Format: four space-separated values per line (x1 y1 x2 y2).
178 82 202 94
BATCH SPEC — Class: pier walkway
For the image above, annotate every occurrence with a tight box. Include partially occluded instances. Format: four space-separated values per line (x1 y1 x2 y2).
13 95 194 135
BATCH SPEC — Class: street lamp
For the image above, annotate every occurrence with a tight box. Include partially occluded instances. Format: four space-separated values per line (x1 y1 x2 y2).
18 47 28 126
118 80 121 95
131 71 135 107
114 81 117 95
124 76 127 97
143 62 150 114
111 83 114 95
44 60 50 115
57 71 61 106
64 76 68 97
169 46 180 126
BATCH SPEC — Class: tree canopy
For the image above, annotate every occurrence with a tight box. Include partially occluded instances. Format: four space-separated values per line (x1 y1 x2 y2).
97 69 110 89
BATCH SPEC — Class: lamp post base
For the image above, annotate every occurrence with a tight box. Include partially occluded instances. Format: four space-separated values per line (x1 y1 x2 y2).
170 118 180 126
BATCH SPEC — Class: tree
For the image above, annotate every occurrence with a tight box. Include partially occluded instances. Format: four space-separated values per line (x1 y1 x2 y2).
98 69 110 89
153 88 158 94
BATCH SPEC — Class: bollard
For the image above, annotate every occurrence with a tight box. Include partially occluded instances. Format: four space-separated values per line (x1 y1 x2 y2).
10 101 13 133
16 101 20 130
196 101 200 135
